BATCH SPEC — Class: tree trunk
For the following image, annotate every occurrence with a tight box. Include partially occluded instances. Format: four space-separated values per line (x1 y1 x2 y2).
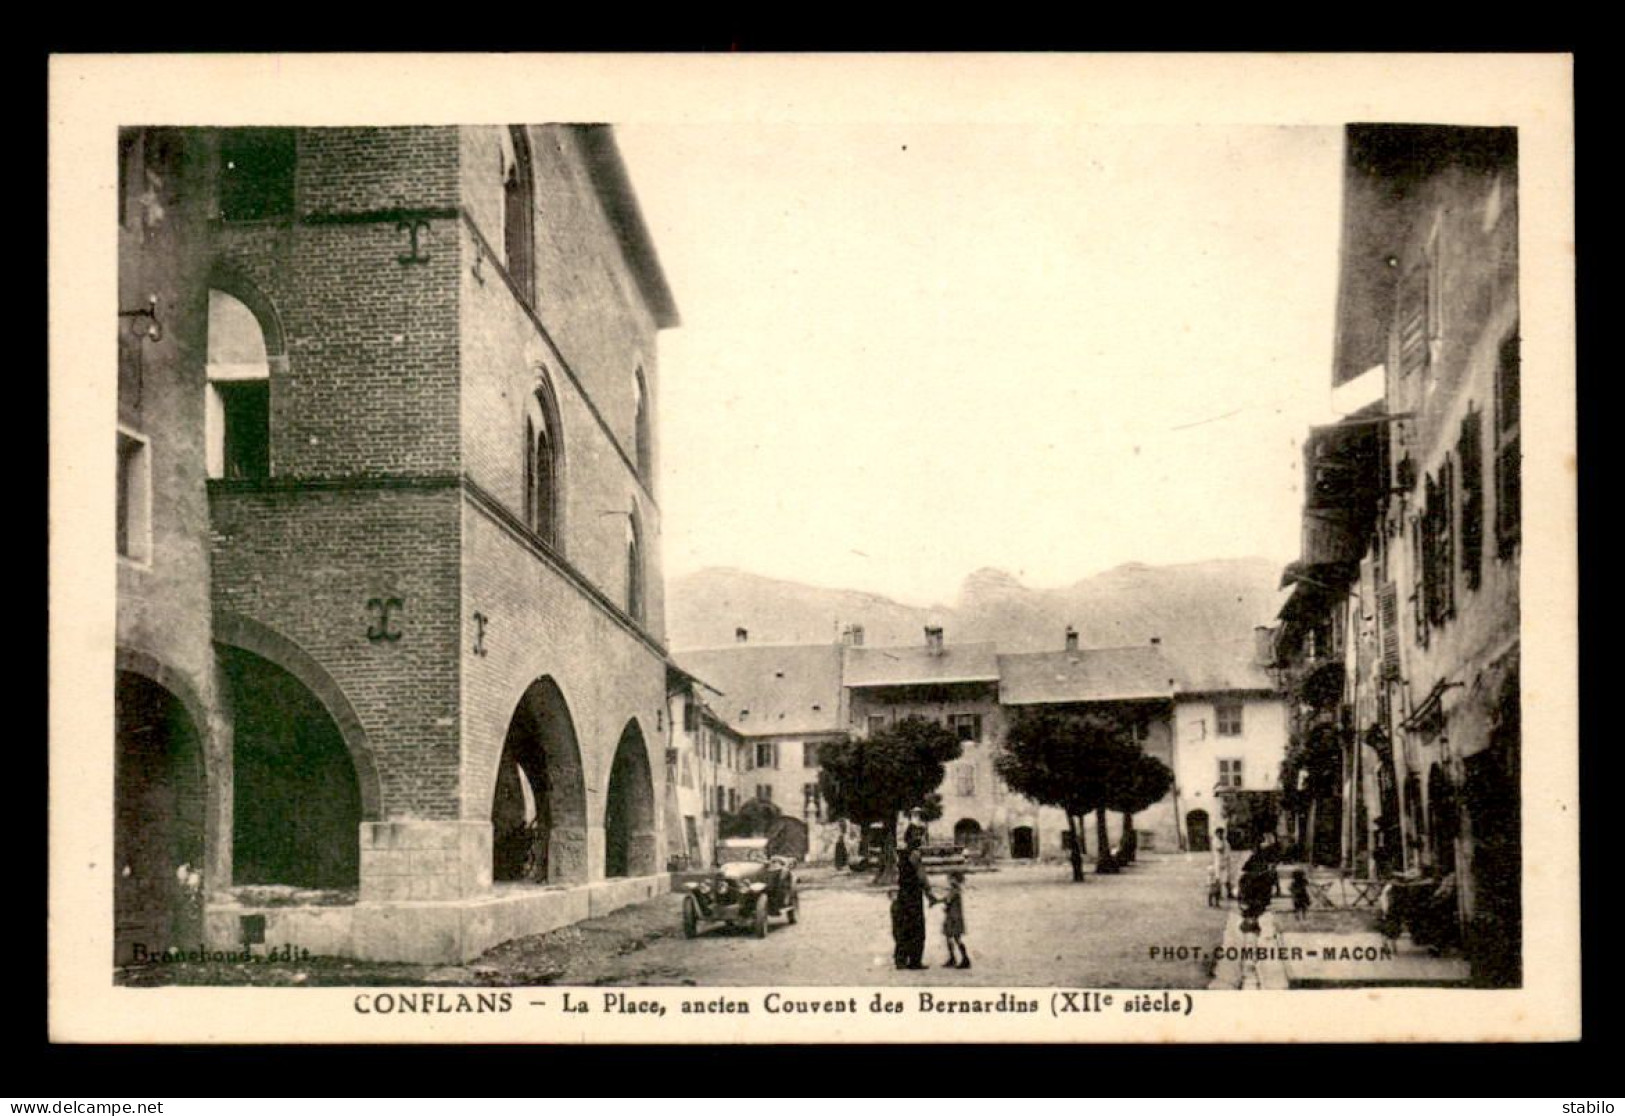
1065 813 1086 882
1119 811 1137 864
1094 808 1119 874
873 821 899 885
1306 798 1319 867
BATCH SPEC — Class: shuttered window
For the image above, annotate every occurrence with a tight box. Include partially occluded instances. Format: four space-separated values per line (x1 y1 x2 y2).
1397 264 1431 379
1459 408 1485 590
1495 331 1521 557
1421 459 1457 628
1379 582 1401 678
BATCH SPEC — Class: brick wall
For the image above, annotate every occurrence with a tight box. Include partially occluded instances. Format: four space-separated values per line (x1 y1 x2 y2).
210 484 463 820
298 127 460 215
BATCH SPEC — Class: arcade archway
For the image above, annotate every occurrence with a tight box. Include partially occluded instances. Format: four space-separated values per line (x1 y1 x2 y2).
115 670 206 962
604 720 657 878
493 677 588 885
223 646 362 890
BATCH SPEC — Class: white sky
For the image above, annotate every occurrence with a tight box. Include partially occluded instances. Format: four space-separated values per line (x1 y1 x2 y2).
619 123 1352 607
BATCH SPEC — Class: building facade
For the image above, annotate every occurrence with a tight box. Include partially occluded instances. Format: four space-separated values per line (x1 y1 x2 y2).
665 664 748 869
676 639 849 861
999 634 1181 855
1279 124 1521 985
844 632 1036 857
115 125 680 965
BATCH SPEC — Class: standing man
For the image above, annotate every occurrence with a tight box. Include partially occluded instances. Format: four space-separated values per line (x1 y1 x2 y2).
892 824 936 970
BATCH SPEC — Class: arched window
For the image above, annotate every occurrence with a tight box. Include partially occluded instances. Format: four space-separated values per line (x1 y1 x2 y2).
500 126 535 304
523 374 561 547
625 510 645 623
206 289 272 479
633 366 651 482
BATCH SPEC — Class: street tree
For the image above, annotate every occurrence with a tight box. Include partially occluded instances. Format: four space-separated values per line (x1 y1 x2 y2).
720 797 782 840
818 717 962 883
1110 749 1175 865
996 708 1142 880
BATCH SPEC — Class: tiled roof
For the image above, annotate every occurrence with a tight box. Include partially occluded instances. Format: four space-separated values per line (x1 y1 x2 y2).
998 645 1177 705
675 644 845 736
998 639 1279 704
1159 638 1277 694
843 642 1000 687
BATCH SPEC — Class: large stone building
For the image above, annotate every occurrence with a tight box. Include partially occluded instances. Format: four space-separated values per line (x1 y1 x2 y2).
1277 124 1522 985
674 625 1288 864
844 630 1027 857
115 125 680 964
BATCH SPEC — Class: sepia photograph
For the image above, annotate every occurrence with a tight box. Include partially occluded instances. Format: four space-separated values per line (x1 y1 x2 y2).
49 53 1577 1043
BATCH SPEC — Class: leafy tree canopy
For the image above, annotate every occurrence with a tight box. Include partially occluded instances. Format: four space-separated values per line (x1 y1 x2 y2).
720 796 782 839
995 708 1141 817
818 716 962 830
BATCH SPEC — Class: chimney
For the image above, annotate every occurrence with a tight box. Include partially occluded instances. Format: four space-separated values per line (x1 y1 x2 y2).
1065 626 1079 652
850 623 865 647
925 625 944 656
735 627 749 644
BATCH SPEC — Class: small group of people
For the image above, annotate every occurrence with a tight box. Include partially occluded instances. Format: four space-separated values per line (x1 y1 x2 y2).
890 812 970 970
1208 828 1312 933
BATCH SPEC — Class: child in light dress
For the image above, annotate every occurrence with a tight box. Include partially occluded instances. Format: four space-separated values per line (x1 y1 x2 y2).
941 871 970 969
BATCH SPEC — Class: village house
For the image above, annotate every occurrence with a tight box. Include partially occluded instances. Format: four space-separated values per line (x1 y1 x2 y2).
997 630 1178 857
676 635 848 861
664 662 747 869
843 628 1016 857
116 125 681 965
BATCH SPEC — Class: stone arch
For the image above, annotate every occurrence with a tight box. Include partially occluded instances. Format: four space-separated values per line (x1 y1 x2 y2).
953 817 983 850
604 719 657 878
1186 809 1212 853
207 261 286 358
491 675 588 885
213 612 380 820
217 640 364 890
114 663 207 963
204 266 285 482
115 647 211 751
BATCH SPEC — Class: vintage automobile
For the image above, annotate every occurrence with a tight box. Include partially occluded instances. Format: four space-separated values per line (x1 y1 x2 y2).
682 837 798 939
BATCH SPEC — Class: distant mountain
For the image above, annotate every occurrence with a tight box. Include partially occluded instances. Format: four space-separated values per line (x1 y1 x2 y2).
666 558 1286 652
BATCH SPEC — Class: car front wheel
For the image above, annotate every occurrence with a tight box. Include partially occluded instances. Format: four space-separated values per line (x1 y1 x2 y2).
786 888 799 925
753 898 769 939
682 896 699 939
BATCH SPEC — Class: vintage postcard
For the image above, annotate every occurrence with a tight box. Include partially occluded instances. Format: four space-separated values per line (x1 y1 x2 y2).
48 53 1577 1043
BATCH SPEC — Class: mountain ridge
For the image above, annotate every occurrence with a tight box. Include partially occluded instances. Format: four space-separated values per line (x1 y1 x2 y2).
668 557 1285 653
